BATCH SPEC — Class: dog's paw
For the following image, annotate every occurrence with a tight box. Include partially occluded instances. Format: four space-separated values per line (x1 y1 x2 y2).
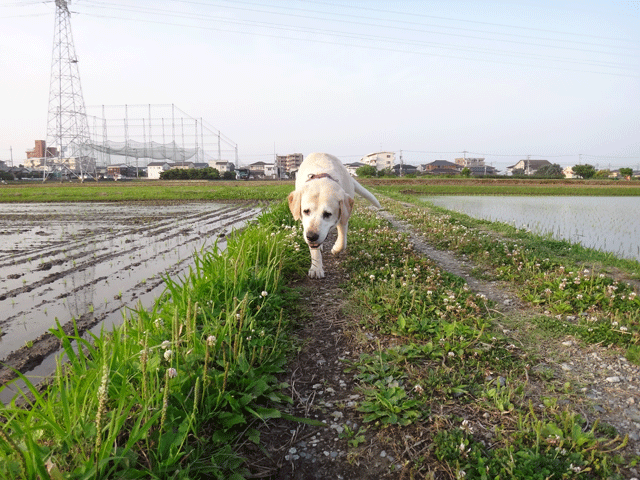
330 245 343 255
308 267 325 279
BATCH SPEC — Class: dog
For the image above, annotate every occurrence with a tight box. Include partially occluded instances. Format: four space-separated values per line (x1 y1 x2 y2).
288 153 381 278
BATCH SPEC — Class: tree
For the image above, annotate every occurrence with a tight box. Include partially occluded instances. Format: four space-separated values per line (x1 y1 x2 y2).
619 167 633 179
355 165 377 177
534 163 564 178
572 164 596 179
594 169 611 178
460 167 471 177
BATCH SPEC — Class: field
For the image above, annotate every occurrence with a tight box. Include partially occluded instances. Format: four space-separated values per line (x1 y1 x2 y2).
1 178 639 479
0 201 263 399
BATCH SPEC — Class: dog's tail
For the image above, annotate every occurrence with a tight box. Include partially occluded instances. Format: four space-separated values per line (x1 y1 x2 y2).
353 179 382 209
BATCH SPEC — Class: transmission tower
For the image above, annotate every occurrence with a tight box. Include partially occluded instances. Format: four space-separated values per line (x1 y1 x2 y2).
45 0 94 180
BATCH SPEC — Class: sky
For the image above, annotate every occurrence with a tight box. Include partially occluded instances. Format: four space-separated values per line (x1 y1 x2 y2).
1 0 639 172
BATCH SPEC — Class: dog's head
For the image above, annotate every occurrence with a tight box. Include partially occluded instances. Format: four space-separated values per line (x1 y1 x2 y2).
288 181 354 248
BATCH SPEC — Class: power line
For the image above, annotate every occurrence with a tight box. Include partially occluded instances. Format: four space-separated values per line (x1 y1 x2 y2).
73 3 639 77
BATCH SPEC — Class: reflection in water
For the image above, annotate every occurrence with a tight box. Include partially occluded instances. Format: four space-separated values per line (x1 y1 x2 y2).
421 196 640 262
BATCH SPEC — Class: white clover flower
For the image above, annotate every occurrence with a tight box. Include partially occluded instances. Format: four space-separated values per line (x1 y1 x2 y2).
164 349 173 361
261 290 268 297
621 326 628 332
161 340 171 349
369 274 375 281
448 351 455 357
413 384 424 394
206 335 216 346
167 367 177 378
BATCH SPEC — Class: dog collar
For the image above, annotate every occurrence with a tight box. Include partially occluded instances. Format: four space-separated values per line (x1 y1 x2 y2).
306 173 337 182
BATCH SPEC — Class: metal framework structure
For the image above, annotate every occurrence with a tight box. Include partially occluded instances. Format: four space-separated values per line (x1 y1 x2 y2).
45 0 95 180
85 104 239 170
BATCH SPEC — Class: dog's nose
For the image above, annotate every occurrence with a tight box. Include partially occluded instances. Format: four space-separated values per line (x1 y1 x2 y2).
306 232 320 243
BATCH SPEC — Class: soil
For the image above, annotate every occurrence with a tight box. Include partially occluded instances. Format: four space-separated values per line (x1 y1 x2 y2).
250 208 640 479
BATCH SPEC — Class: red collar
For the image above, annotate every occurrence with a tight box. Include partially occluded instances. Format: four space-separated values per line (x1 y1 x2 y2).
306 173 336 182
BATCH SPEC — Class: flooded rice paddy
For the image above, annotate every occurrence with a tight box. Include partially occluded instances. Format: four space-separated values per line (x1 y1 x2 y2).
0 202 263 396
422 196 640 262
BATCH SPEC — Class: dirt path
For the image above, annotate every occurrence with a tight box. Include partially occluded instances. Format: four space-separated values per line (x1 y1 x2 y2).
257 208 640 480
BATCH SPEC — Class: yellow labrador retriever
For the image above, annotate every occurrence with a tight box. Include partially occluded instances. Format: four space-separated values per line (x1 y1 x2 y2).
288 153 381 278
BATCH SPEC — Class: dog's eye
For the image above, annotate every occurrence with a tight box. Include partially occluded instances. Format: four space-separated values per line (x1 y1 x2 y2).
322 211 332 219
303 209 310 215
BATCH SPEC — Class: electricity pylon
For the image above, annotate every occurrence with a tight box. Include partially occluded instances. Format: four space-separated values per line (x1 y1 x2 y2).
45 0 94 180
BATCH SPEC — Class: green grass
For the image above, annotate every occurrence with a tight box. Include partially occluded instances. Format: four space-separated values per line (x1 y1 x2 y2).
1 184 638 479
337 201 634 478
0 201 308 479
0 180 294 203
370 177 640 196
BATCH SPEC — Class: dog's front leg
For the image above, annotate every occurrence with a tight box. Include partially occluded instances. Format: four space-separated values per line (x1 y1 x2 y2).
308 245 325 278
331 222 347 255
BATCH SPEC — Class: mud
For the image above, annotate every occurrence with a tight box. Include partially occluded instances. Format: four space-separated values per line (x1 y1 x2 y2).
0 201 263 399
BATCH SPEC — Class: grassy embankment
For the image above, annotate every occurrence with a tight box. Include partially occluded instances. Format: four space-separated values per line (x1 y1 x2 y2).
1 180 639 478
0 180 293 203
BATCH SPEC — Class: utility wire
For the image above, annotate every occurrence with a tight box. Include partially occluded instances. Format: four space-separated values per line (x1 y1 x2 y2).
73 3 639 76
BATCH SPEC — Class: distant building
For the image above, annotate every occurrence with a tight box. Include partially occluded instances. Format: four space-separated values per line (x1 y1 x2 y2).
467 165 499 176
562 166 577 179
455 157 485 168
147 161 172 179
210 161 235 173
276 153 303 174
361 152 395 170
423 160 461 175
345 162 366 176
26 140 57 159
393 164 418 175
248 161 277 179
507 159 551 176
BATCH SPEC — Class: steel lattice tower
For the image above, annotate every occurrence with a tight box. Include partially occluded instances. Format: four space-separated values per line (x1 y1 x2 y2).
45 0 94 180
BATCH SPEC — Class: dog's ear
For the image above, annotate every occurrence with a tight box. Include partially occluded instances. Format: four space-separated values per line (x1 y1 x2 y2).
288 190 302 220
339 194 355 226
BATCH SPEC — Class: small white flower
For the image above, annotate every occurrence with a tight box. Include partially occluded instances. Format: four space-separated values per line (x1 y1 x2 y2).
448 351 455 357
261 290 268 297
206 335 216 346
369 274 375 281
167 367 177 378
413 384 424 394
154 318 164 328
164 349 173 361
161 340 171 349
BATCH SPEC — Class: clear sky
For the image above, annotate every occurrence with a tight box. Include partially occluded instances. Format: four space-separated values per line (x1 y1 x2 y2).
1 0 639 172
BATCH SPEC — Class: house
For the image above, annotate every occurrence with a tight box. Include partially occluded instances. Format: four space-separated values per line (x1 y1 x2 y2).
507 159 551 176
147 161 173 179
467 165 499 176
210 161 235 173
361 151 395 170
344 162 366 176
392 164 418 176
562 166 577 179
455 157 485 168
423 160 461 175
248 161 277 179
